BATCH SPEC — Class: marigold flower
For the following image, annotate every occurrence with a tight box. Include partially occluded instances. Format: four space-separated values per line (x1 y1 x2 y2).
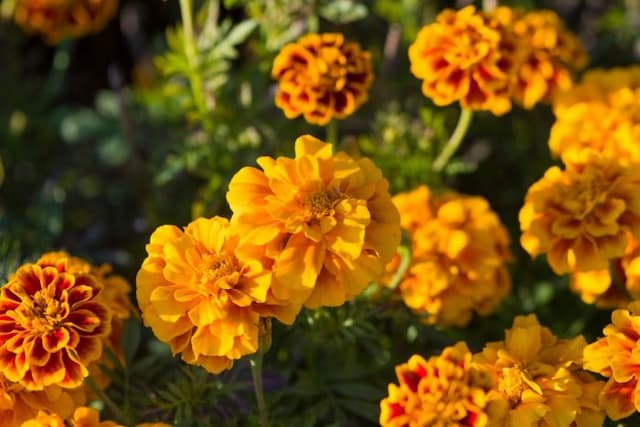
550 67 640 163
408 6 518 115
13 0 118 44
272 33 373 125
136 216 298 374
583 301 640 420
504 8 587 109
519 152 640 274
226 135 400 308
390 186 511 327
474 314 605 427
0 373 86 427
0 262 111 390
380 342 493 427
570 234 640 308
20 407 123 427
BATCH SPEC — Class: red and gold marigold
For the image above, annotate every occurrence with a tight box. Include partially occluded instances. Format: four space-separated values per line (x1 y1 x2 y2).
226 135 400 309
272 33 373 125
380 342 493 427
13 0 118 44
136 216 299 374
0 261 111 390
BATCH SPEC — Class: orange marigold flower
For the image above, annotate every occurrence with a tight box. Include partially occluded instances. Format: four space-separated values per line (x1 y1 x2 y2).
226 135 400 309
380 342 493 427
390 186 511 327
136 216 298 374
20 407 123 427
0 262 111 390
570 234 640 308
272 33 373 125
13 0 118 44
408 6 518 115
0 373 86 427
583 301 640 420
474 314 605 427
550 67 640 164
504 8 588 109
519 152 640 274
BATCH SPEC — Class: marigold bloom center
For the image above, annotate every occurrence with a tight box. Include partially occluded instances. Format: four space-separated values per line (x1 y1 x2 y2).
198 253 238 291
565 172 610 219
304 188 343 218
317 47 347 89
21 290 64 331
499 366 532 403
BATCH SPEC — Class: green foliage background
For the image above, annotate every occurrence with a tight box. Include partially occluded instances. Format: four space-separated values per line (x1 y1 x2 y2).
1 0 640 425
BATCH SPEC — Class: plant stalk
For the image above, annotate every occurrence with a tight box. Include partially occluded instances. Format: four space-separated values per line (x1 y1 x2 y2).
432 108 473 172
250 348 269 427
326 120 338 145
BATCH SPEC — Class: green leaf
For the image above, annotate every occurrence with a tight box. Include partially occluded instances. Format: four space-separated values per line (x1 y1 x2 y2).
318 0 368 23
223 19 257 46
98 134 130 167
122 318 142 365
336 398 380 423
331 382 383 401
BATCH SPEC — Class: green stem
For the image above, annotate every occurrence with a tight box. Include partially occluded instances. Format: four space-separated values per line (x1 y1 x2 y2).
86 376 134 426
326 120 338 145
432 109 473 172
250 349 269 427
179 0 213 131
388 245 411 291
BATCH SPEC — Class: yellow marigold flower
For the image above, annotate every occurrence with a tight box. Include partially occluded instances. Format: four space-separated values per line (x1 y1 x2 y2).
20 407 123 427
550 67 640 163
390 186 511 327
474 314 605 427
0 261 111 391
570 234 640 308
519 152 640 274
13 0 118 44
272 33 373 125
226 135 400 308
408 6 518 115
583 301 640 420
380 342 493 427
136 216 298 374
505 8 587 108
0 373 86 427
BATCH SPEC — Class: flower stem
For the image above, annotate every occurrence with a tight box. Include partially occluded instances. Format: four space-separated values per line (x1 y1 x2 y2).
388 245 411 291
432 109 473 173
326 120 338 145
250 348 269 427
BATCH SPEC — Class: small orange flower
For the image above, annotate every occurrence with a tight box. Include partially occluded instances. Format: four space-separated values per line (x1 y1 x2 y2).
519 152 640 274
583 301 640 420
272 33 373 125
390 186 511 327
0 373 86 427
0 262 111 390
136 216 298 374
20 407 123 427
504 8 587 108
226 135 400 309
475 314 605 427
13 0 118 44
408 6 518 115
380 342 493 427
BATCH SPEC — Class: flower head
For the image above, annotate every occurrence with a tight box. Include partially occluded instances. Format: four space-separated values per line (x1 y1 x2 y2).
0 262 111 390
136 216 298 374
226 135 400 309
390 186 511 327
380 342 493 427
475 314 605 427
408 6 518 115
583 301 640 420
272 33 373 125
20 407 123 427
13 0 118 44
519 153 640 274
505 8 587 108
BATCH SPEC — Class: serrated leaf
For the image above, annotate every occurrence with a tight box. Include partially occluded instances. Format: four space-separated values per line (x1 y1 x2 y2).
223 19 257 46
318 0 368 23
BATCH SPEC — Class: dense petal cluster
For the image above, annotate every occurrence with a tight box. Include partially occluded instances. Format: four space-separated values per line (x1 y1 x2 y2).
475 315 604 427
390 186 511 327
227 135 400 309
409 6 517 115
550 66 640 163
583 301 640 420
504 8 587 108
519 153 640 274
18 407 169 427
0 261 111 390
272 33 373 125
0 373 86 427
570 235 640 308
136 216 298 374
380 342 493 427
13 0 118 44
